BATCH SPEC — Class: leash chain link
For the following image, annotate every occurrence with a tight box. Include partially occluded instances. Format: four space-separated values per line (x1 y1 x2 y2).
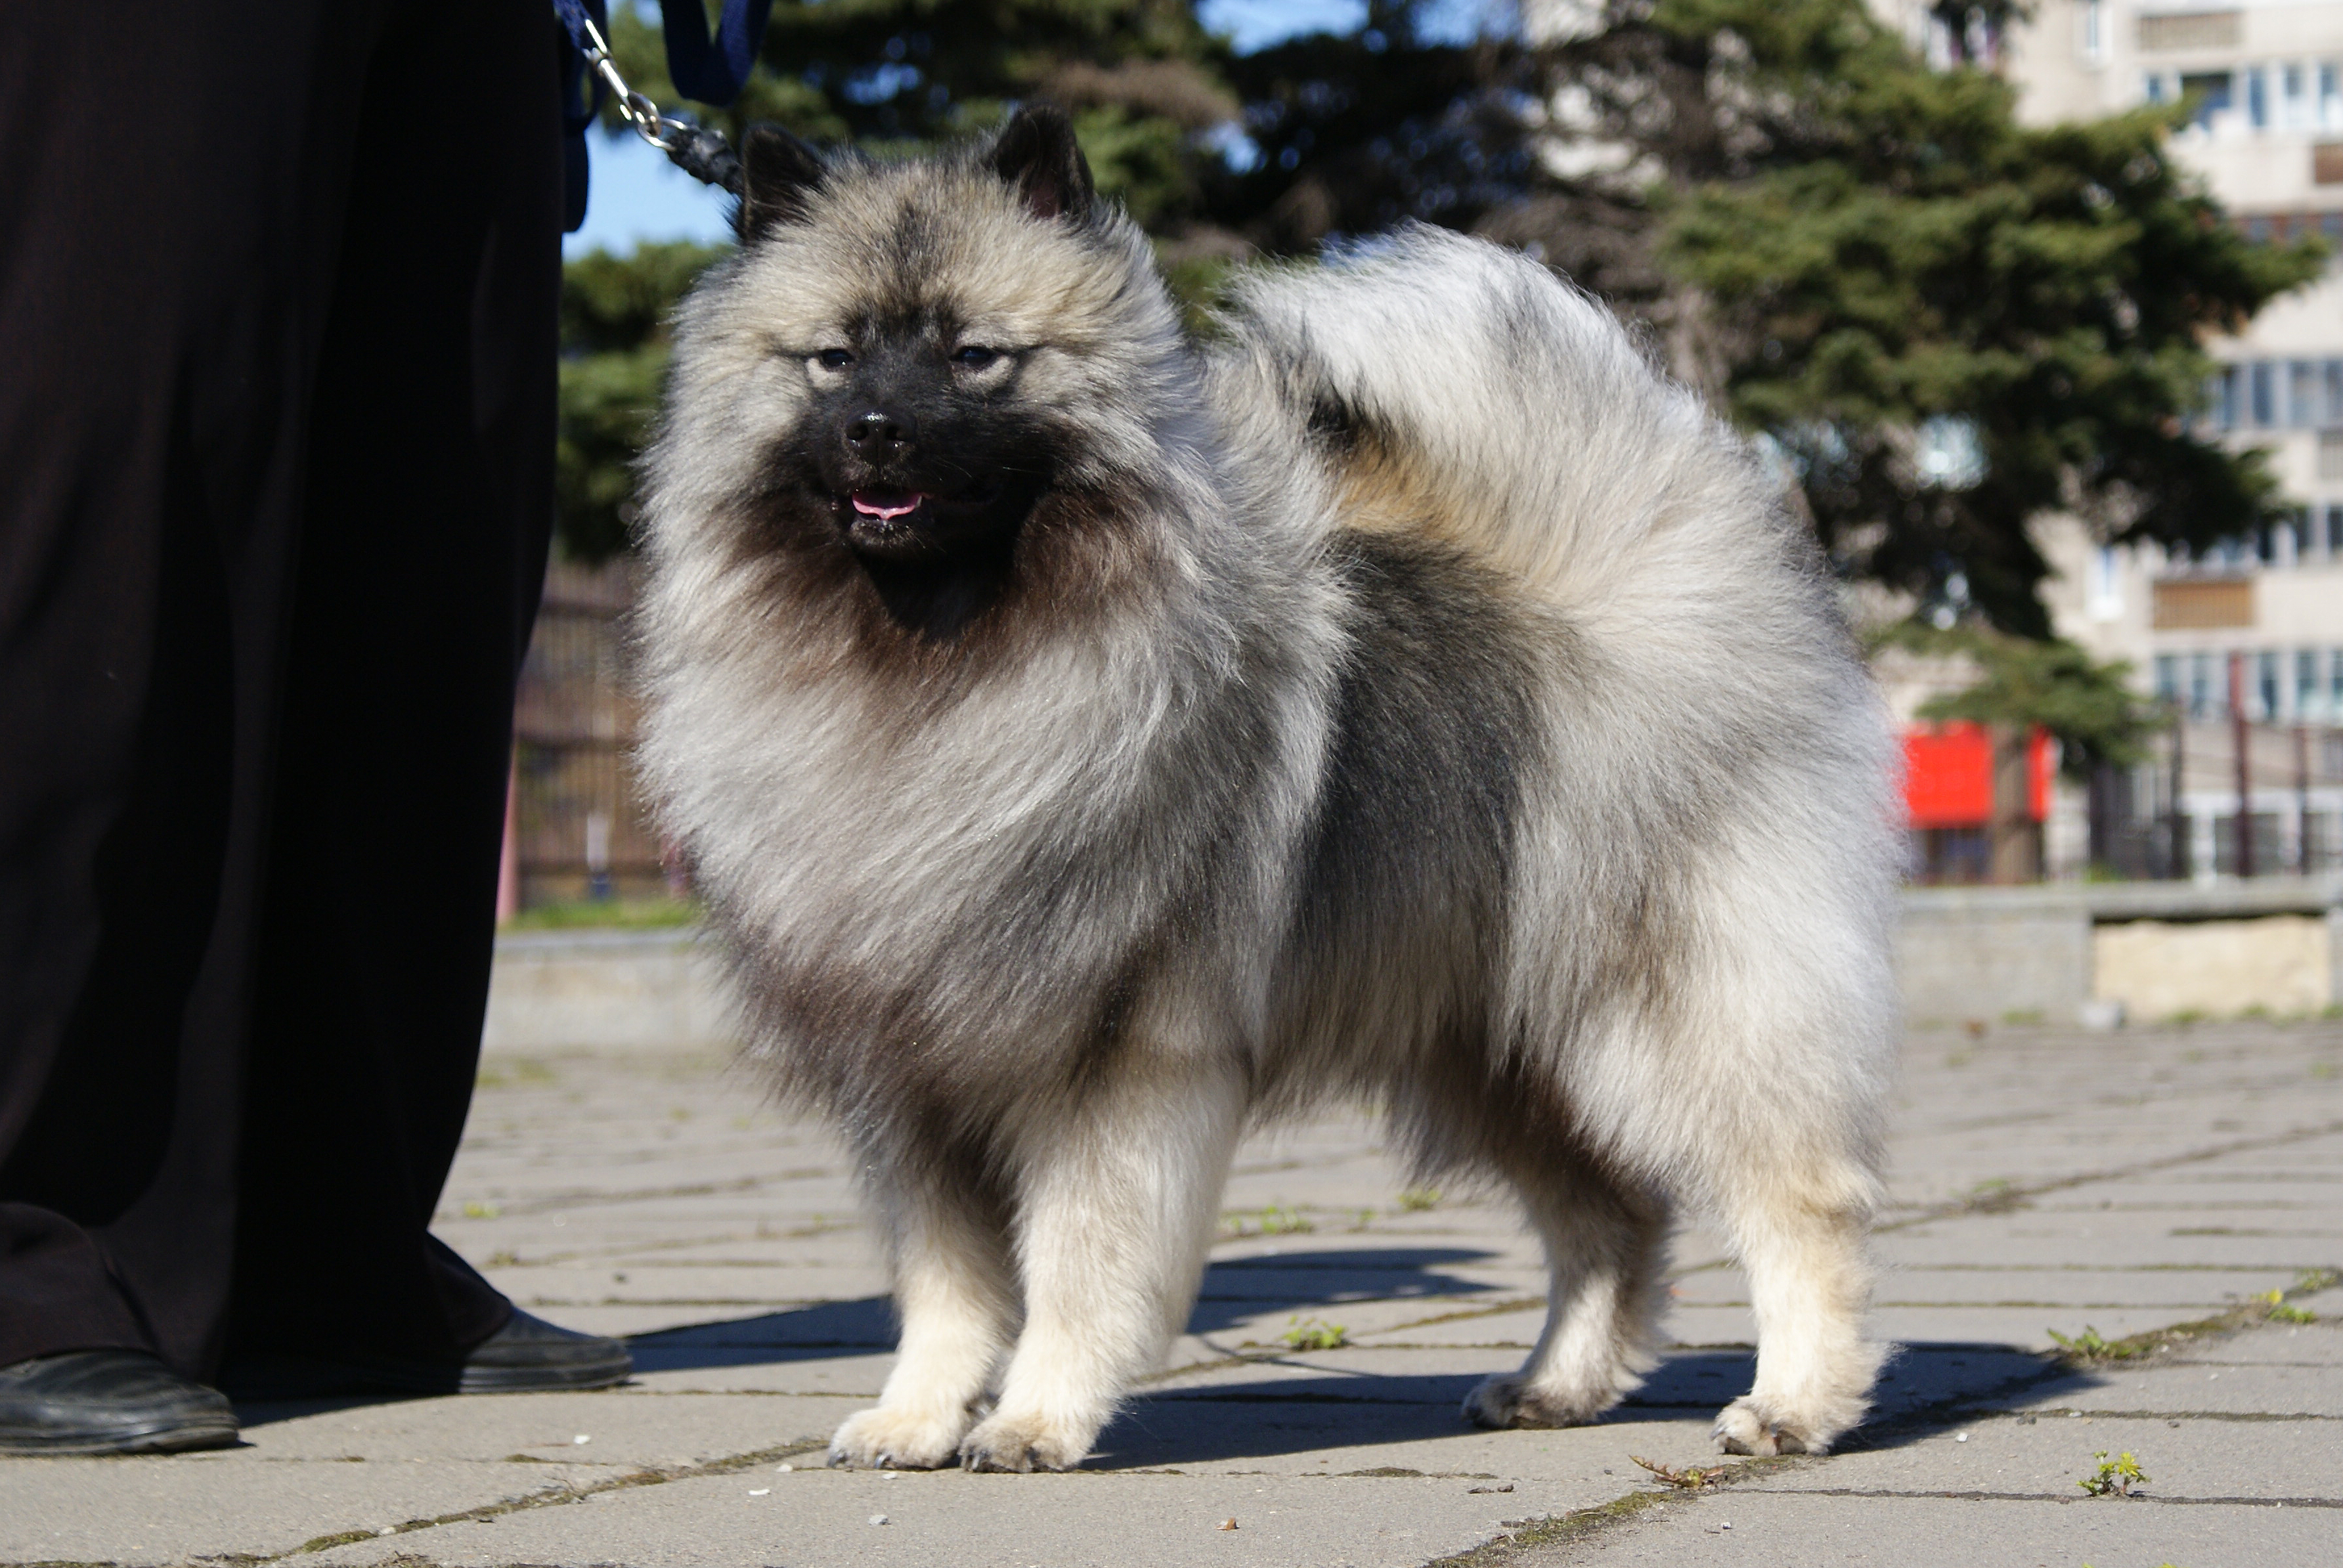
568 9 745 194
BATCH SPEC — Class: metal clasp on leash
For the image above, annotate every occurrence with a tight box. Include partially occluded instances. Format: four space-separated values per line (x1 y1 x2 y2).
572 11 690 152
561 5 745 196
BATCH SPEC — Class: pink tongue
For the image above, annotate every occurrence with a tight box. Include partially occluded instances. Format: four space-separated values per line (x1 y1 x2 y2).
852 490 925 521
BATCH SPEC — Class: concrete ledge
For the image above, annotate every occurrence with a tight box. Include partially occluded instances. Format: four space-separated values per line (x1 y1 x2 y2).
484 879 2343 1049
483 927 738 1052
1901 873 2343 923
1901 877 2343 1026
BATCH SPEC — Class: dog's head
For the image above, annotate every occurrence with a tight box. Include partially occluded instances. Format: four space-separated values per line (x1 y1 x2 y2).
663 106 1186 619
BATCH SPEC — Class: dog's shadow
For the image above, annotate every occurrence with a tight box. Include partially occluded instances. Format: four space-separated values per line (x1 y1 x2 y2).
625 1245 1508 1370
1088 1341 2090 1466
614 1239 2091 1466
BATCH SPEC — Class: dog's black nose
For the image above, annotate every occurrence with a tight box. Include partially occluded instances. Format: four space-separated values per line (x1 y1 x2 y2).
845 407 916 457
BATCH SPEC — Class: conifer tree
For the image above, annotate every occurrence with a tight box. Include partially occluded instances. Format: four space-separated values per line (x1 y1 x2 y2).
609 0 1234 230
1511 0 2323 632
556 0 2321 639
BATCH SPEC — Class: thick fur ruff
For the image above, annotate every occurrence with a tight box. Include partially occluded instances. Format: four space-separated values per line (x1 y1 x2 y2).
638 113 1900 1472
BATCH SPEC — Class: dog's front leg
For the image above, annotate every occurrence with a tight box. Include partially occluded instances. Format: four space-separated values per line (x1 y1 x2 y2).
830 1169 1019 1469
958 1049 1246 1472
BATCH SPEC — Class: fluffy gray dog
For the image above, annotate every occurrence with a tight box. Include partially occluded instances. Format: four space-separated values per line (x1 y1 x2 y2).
637 106 1899 1474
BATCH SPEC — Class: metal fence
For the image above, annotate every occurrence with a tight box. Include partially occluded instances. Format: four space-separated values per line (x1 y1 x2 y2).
506 557 672 907
2097 719 2343 881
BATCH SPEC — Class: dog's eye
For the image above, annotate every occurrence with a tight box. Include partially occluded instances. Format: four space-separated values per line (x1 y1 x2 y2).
815 349 854 370
952 346 1001 370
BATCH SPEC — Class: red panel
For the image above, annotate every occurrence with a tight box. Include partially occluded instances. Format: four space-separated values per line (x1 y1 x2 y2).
1903 724 1993 829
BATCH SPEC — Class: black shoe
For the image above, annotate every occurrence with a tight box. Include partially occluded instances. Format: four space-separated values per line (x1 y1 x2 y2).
454 1309 632 1393
0 1351 239 1456
218 1309 632 1399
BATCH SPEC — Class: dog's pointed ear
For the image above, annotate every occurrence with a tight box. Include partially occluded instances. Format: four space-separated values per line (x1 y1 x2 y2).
990 104 1093 224
739 123 825 240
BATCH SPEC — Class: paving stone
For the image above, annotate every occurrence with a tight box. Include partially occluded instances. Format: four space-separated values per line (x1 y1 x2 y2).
8 1018 2340 1568
0 1455 596 1565
1675 1264 2301 1309
1526 1489 2334 1567
624 1350 900 1397
2188 1320 2343 1364
1755 1409 2340 1499
232 1390 838 1467
2002 1359 2343 1418
1876 1227 2343 1271
307 1466 1631 1568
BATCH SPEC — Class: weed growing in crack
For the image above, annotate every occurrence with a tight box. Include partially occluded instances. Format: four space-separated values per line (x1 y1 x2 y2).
2047 1326 2144 1363
1395 1188 1443 1212
1221 1205 1313 1238
1282 1316 1349 1351
2078 1450 2148 1496
1965 1177 2027 1213
2256 1288 2317 1325
1630 1454 1724 1490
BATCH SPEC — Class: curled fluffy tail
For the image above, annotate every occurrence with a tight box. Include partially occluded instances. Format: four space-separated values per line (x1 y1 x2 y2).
1215 225 1773 625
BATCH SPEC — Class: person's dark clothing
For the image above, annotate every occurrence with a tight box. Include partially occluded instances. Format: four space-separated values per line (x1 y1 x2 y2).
0 0 561 1378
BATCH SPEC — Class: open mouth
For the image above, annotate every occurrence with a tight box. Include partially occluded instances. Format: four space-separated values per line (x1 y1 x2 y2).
831 478 1013 561
845 478 1003 520
851 489 929 521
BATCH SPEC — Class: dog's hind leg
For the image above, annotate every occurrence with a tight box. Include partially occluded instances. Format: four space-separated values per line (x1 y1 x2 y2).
1464 1145 1668 1430
831 1162 1020 1470
957 1049 1248 1472
1709 1169 1881 1456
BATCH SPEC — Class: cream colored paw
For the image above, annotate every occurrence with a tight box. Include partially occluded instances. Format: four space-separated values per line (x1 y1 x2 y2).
1462 1372 1617 1430
1711 1395 1823 1456
828 1404 971 1470
956 1408 1093 1472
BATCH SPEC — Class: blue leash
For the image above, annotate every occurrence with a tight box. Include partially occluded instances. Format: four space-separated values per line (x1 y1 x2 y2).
552 0 772 229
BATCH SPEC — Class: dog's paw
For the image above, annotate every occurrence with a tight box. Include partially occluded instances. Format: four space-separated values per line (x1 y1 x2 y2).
957 1410 1089 1473
1711 1396 1823 1456
1462 1372 1613 1431
828 1405 969 1470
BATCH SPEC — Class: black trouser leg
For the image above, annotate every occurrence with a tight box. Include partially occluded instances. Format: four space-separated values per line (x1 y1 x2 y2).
0 1 558 1378
225 0 561 1368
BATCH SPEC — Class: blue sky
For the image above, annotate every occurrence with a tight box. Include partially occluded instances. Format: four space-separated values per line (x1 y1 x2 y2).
564 0 1493 257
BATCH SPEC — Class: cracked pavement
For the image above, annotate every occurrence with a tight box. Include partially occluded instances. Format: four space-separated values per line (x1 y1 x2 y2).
5 1016 2339 1567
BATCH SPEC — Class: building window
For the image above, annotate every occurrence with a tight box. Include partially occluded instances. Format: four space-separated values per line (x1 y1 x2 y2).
2082 0 2104 63
2155 654 2181 706
2191 651 2216 716
2327 360 2343 422
2327 505 2343 556
2300 649 2325 719
2145 72 2166 104
2332 650 2343 714
2285 64 2310 129
2088 544 2122 619
2294 361 2321 426
2247 66 2269 129
2181 71 2233 129
2327 64 2343 128
2260 650 2283 718
2249 362 2274 425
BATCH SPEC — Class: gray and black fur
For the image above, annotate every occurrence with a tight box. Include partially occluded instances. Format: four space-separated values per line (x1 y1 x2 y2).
638 106 1901 1473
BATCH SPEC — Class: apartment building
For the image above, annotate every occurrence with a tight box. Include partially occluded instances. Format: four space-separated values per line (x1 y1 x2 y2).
1967 1 2343 874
